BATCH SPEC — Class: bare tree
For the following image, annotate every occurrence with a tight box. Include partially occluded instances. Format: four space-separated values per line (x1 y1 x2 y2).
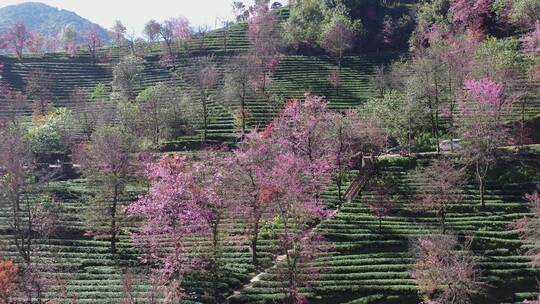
25 69 55 117
320 5 359 72
512 191 540 267
457 79 512 208
410 234 484 304
112 55 145 102
364 175 398 230
411 159 465 233
222 55 254 136
70 88 99 140
188 56 220 144
0 123 60 303
110 20 127 49
196 25 211 51
135 83 196 146
74 126 139 254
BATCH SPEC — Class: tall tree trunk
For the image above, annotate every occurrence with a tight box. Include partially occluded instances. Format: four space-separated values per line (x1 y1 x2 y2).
520 100 526 148
476 161 485 209
261 64 267 94
36 284 43 304
337 177 342 204
479 178 485 209
165 40 173 60
202 95 208 144
211 220 220 304
408 117 412 155
427 98 439 153
251 216 260 266
241 84 246 136
285 249 297 304
336 127 344 202
26 202 32 263
435 109 440 153
440 210 446 234
434 80 441 153
111 182 118 254
153 105 159 146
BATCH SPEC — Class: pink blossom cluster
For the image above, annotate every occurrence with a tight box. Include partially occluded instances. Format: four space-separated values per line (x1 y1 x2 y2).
464 78 511 112
450 0 493 31
522 21 540 54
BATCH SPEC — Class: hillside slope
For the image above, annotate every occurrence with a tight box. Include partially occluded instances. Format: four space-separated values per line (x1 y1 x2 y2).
236 154 540 304
0 2 109 42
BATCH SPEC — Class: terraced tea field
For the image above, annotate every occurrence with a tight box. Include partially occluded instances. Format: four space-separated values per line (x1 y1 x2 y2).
0 51 399 149
234 154 540 304
0 6 539 303
0 165 355 303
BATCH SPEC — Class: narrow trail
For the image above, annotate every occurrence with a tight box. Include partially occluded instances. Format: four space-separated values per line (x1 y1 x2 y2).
227 160 375 303
228 254 287 300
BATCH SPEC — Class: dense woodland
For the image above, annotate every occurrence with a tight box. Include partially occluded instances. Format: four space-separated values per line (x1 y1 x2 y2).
0 0 539 303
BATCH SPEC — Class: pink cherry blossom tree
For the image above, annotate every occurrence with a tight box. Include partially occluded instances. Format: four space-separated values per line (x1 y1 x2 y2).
27 33 44 54
268 95 336 205
522 21 540 54
130 151 236 302
464 78 511 118
450 0 494 32
193 151 238 302
129 154 199 301
144 17 192 66
2 23 32 60
268 151 331 304
224 94 343 302
247 2 278 53
261 95 340 303
227 130 280 266
85 26 102 64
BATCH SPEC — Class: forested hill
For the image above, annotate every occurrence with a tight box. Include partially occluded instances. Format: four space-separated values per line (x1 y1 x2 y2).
0 2 109 42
